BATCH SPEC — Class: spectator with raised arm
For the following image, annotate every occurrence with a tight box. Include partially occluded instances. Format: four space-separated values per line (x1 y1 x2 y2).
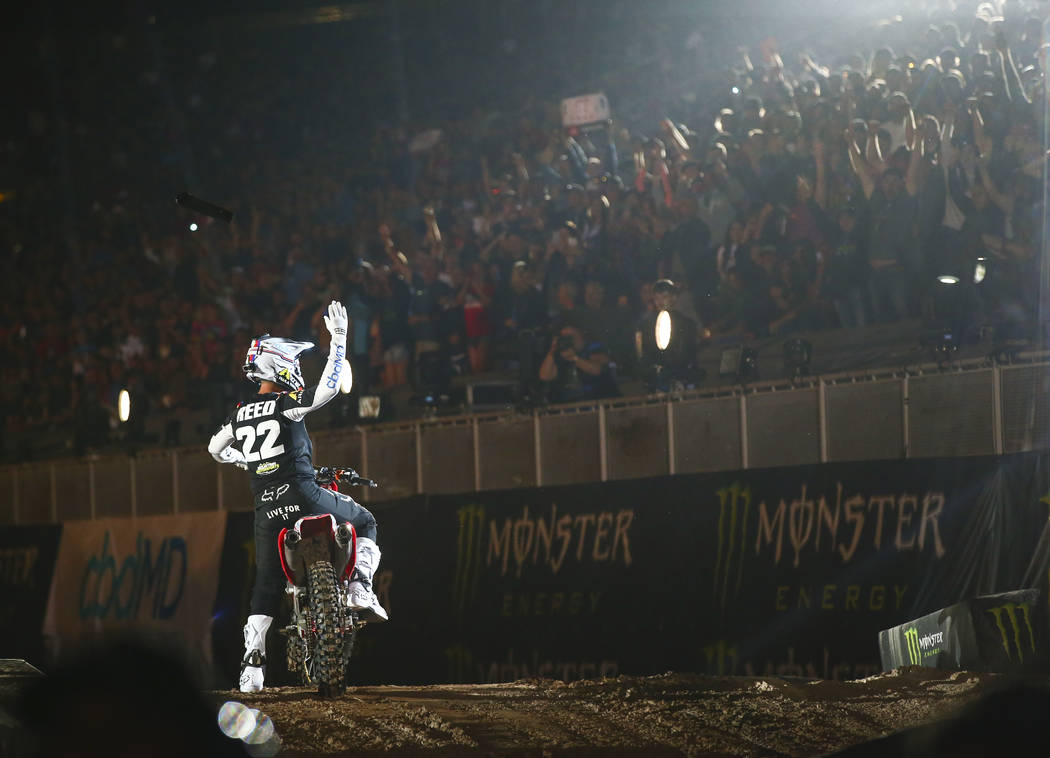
847 121 917 323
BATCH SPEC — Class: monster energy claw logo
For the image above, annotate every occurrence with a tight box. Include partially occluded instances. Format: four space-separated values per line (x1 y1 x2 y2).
987 602 1037 662
712 483 751 613
903 625 945 665
903 626 921 665
453 505 485 620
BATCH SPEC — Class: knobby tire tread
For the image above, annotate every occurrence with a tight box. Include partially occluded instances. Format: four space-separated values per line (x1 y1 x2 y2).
342 623 357 686
307 560 346 697
286 631 309 686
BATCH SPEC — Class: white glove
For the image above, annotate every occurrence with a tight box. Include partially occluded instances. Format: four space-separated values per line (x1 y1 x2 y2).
219 446 249 471
323 300 348 344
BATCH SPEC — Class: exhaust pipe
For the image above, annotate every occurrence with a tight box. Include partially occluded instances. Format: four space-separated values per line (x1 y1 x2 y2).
285 530 302 548
335 524 353 549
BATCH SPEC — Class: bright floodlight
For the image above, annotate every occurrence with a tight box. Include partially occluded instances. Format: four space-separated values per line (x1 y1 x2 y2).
655 310 672 351
974 260 987 284
189 222 198 232
339 359 353 394
118 389 131 422
937 275 960 285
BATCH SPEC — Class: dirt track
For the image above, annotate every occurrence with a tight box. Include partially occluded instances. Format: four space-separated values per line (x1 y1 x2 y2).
215 667 1015 756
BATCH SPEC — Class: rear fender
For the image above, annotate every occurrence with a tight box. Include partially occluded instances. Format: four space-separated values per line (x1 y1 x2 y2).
281 514 355 586
282 515 337 586
296 513 338 539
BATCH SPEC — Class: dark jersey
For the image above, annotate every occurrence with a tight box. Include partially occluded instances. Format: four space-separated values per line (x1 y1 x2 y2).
223 389 318 496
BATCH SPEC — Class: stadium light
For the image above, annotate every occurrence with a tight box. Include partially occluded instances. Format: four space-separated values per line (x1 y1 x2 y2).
719 346 758 381
655 310 672 351
118 389 131 422
937 275 960 285
339 359 353 394
189 222 198 232
783 338 812 379
974 258 987 284
358 395 381 418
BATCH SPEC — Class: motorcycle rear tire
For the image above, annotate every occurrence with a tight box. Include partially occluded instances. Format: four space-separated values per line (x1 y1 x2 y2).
286 633 309 686
307 560 347 697
341 623 357 686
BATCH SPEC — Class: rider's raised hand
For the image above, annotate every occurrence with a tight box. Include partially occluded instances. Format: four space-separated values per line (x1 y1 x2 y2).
323 300 348 343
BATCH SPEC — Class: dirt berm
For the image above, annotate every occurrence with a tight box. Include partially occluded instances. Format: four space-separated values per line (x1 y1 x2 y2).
215 667 1049 756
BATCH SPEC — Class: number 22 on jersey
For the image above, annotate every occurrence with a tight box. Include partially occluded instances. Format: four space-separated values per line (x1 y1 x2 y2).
236 420 286 461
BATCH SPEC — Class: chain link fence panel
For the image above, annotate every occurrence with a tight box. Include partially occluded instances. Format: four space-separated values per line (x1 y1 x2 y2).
674 397 743 474
746 388 820 469
606 404 668 481
312 429 364 475
1001 365 1050 453
0 468 13 524
93 457 132 519
826 380 903 462
538 411 600 486
132 451 174 517
176 449 218 513
477 416 536 490
3 362 1042 519
420 423 475 495
220 462 253 511
365 428 417 500
15 465 52 524
54 461 92 522
908 370 995 458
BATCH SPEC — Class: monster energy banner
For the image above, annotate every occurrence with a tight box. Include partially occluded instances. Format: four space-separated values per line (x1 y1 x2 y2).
879 589 1048 672
333 451 1050 686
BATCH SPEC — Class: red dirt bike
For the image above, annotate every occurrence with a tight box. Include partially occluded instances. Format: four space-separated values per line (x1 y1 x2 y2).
277 466 378 697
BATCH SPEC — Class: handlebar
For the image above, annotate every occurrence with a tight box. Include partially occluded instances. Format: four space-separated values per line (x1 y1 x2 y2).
314 466 379 488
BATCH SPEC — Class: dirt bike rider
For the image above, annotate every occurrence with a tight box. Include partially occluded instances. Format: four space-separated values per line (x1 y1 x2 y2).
208 300 388 694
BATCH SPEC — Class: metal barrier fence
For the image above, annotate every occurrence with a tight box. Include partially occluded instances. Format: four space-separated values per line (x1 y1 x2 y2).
4 356 1049 524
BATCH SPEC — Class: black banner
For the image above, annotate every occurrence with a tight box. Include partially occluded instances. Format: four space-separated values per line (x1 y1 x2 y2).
10 456 1049 685
879 589 1048 673
210 511 256 688
0 525 62 667
342 452 1050 684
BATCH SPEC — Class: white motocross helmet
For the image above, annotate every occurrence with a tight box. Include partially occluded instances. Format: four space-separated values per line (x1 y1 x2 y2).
243 335 315 392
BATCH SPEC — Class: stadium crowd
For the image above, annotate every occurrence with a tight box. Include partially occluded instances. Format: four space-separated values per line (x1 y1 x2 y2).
2 0 1048 461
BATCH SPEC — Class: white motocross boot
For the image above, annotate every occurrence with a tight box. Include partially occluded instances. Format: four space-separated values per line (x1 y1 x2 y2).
347 537 389 622
239 614 272 693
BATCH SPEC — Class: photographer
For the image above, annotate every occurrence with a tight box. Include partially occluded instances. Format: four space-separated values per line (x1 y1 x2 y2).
538 324 619 404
